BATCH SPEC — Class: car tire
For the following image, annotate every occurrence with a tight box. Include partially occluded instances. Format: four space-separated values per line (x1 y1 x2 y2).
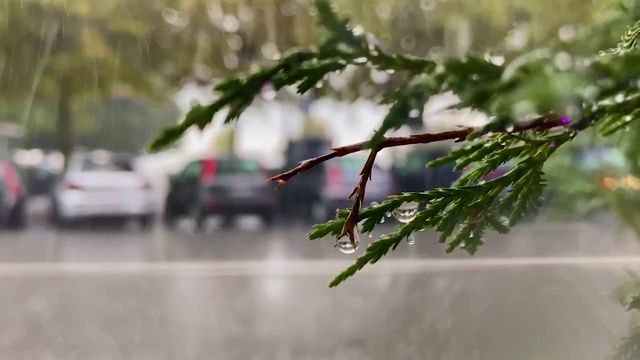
139 214 155 230
163 207 177 230
220 215 234 230
261 211 275 228
191 205 207 232
49 202 71 229
7 200 27 231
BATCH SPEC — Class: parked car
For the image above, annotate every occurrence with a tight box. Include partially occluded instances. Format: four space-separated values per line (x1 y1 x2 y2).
49 151 156 228
163 156 277 229
22 164 59 196
0 161 28 230
277 137 332 221
309 156 397 222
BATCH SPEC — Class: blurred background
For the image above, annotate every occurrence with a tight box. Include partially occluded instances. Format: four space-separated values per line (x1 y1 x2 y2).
2 0 640 359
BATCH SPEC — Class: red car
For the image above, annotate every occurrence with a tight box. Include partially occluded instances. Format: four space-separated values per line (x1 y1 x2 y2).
0 161 27 230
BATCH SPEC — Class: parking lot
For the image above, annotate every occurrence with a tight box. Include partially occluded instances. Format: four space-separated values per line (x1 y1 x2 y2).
0 214 637 360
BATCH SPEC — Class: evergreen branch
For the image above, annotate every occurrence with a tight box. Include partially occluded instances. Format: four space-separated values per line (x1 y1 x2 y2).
323 132 570 287
601 19 640 55
270 114 566 185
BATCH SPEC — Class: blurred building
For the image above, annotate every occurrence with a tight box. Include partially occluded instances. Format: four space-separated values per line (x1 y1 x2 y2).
0 122 23 159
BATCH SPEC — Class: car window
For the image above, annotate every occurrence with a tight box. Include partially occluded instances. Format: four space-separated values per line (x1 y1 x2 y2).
181 161 202 178
335 158 388 182
80 159 133 172
216 159 259 175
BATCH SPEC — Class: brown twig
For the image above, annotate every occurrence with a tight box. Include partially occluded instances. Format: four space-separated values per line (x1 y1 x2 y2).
269 113 566 243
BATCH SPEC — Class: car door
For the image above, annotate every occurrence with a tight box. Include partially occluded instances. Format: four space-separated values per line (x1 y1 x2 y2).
169 161 202 213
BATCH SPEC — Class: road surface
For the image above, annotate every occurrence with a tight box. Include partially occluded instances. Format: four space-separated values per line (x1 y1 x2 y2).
0 217 638 360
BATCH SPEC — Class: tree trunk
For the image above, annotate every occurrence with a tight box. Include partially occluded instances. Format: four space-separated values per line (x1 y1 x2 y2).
57 74 74 171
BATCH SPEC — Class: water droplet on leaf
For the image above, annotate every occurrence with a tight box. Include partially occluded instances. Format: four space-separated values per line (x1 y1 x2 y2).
406 234 416 245
354 57 368 64
558 25 576 42
392 202 419 223
553 52 573 71
336 234 359 254
615 94 626 103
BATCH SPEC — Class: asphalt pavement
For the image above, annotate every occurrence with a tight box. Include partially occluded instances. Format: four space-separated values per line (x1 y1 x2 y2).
0 213 639 360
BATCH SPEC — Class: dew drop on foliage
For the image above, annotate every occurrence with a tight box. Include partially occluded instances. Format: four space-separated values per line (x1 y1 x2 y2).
223 53 239 69
406 234 416 245
336 234 359 254
553 52 573 71
484 50 505 66
616 94 626 103
558 25 576 42
280 0 297 17
162 8 190 28
513 100 536 120
583 85 599 100
420 0 437 11
393 202 419 223
625 115 633 122
401 35 417 51
370 70 390 84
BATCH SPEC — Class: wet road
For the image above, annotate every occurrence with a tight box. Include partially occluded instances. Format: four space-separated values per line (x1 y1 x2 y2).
1 217 639 360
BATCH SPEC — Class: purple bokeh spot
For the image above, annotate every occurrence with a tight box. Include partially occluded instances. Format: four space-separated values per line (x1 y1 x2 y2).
550 143 557 148
561 117 570 125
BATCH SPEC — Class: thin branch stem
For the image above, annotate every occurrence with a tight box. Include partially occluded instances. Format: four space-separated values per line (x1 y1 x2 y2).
269 113 566 242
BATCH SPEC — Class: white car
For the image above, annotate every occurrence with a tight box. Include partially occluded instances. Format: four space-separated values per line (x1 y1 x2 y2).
49 152 156 228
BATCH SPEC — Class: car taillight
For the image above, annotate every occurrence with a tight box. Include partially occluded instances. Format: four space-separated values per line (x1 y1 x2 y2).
3 163 22 196
327 165 342 192
202 159 217 182
64 182 82 190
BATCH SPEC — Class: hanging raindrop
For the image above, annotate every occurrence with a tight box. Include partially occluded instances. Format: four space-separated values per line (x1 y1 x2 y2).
392 202 419 223
406 233 416 245
335 236 360 254
336 232 360 254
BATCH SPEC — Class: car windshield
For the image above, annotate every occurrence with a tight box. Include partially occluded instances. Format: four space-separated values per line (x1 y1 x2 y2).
79 158 133 172
215 159 259 175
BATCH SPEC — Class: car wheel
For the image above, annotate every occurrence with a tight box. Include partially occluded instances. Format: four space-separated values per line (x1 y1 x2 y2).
220 215 234 230
189 203 207 232
7 201 27 231
139 214 155 230
261 211 275 228
49 202 70 229
163 206 177 229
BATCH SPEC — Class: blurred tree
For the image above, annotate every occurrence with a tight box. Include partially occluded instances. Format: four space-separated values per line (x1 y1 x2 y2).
0 0 166 167
211 126 237 155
